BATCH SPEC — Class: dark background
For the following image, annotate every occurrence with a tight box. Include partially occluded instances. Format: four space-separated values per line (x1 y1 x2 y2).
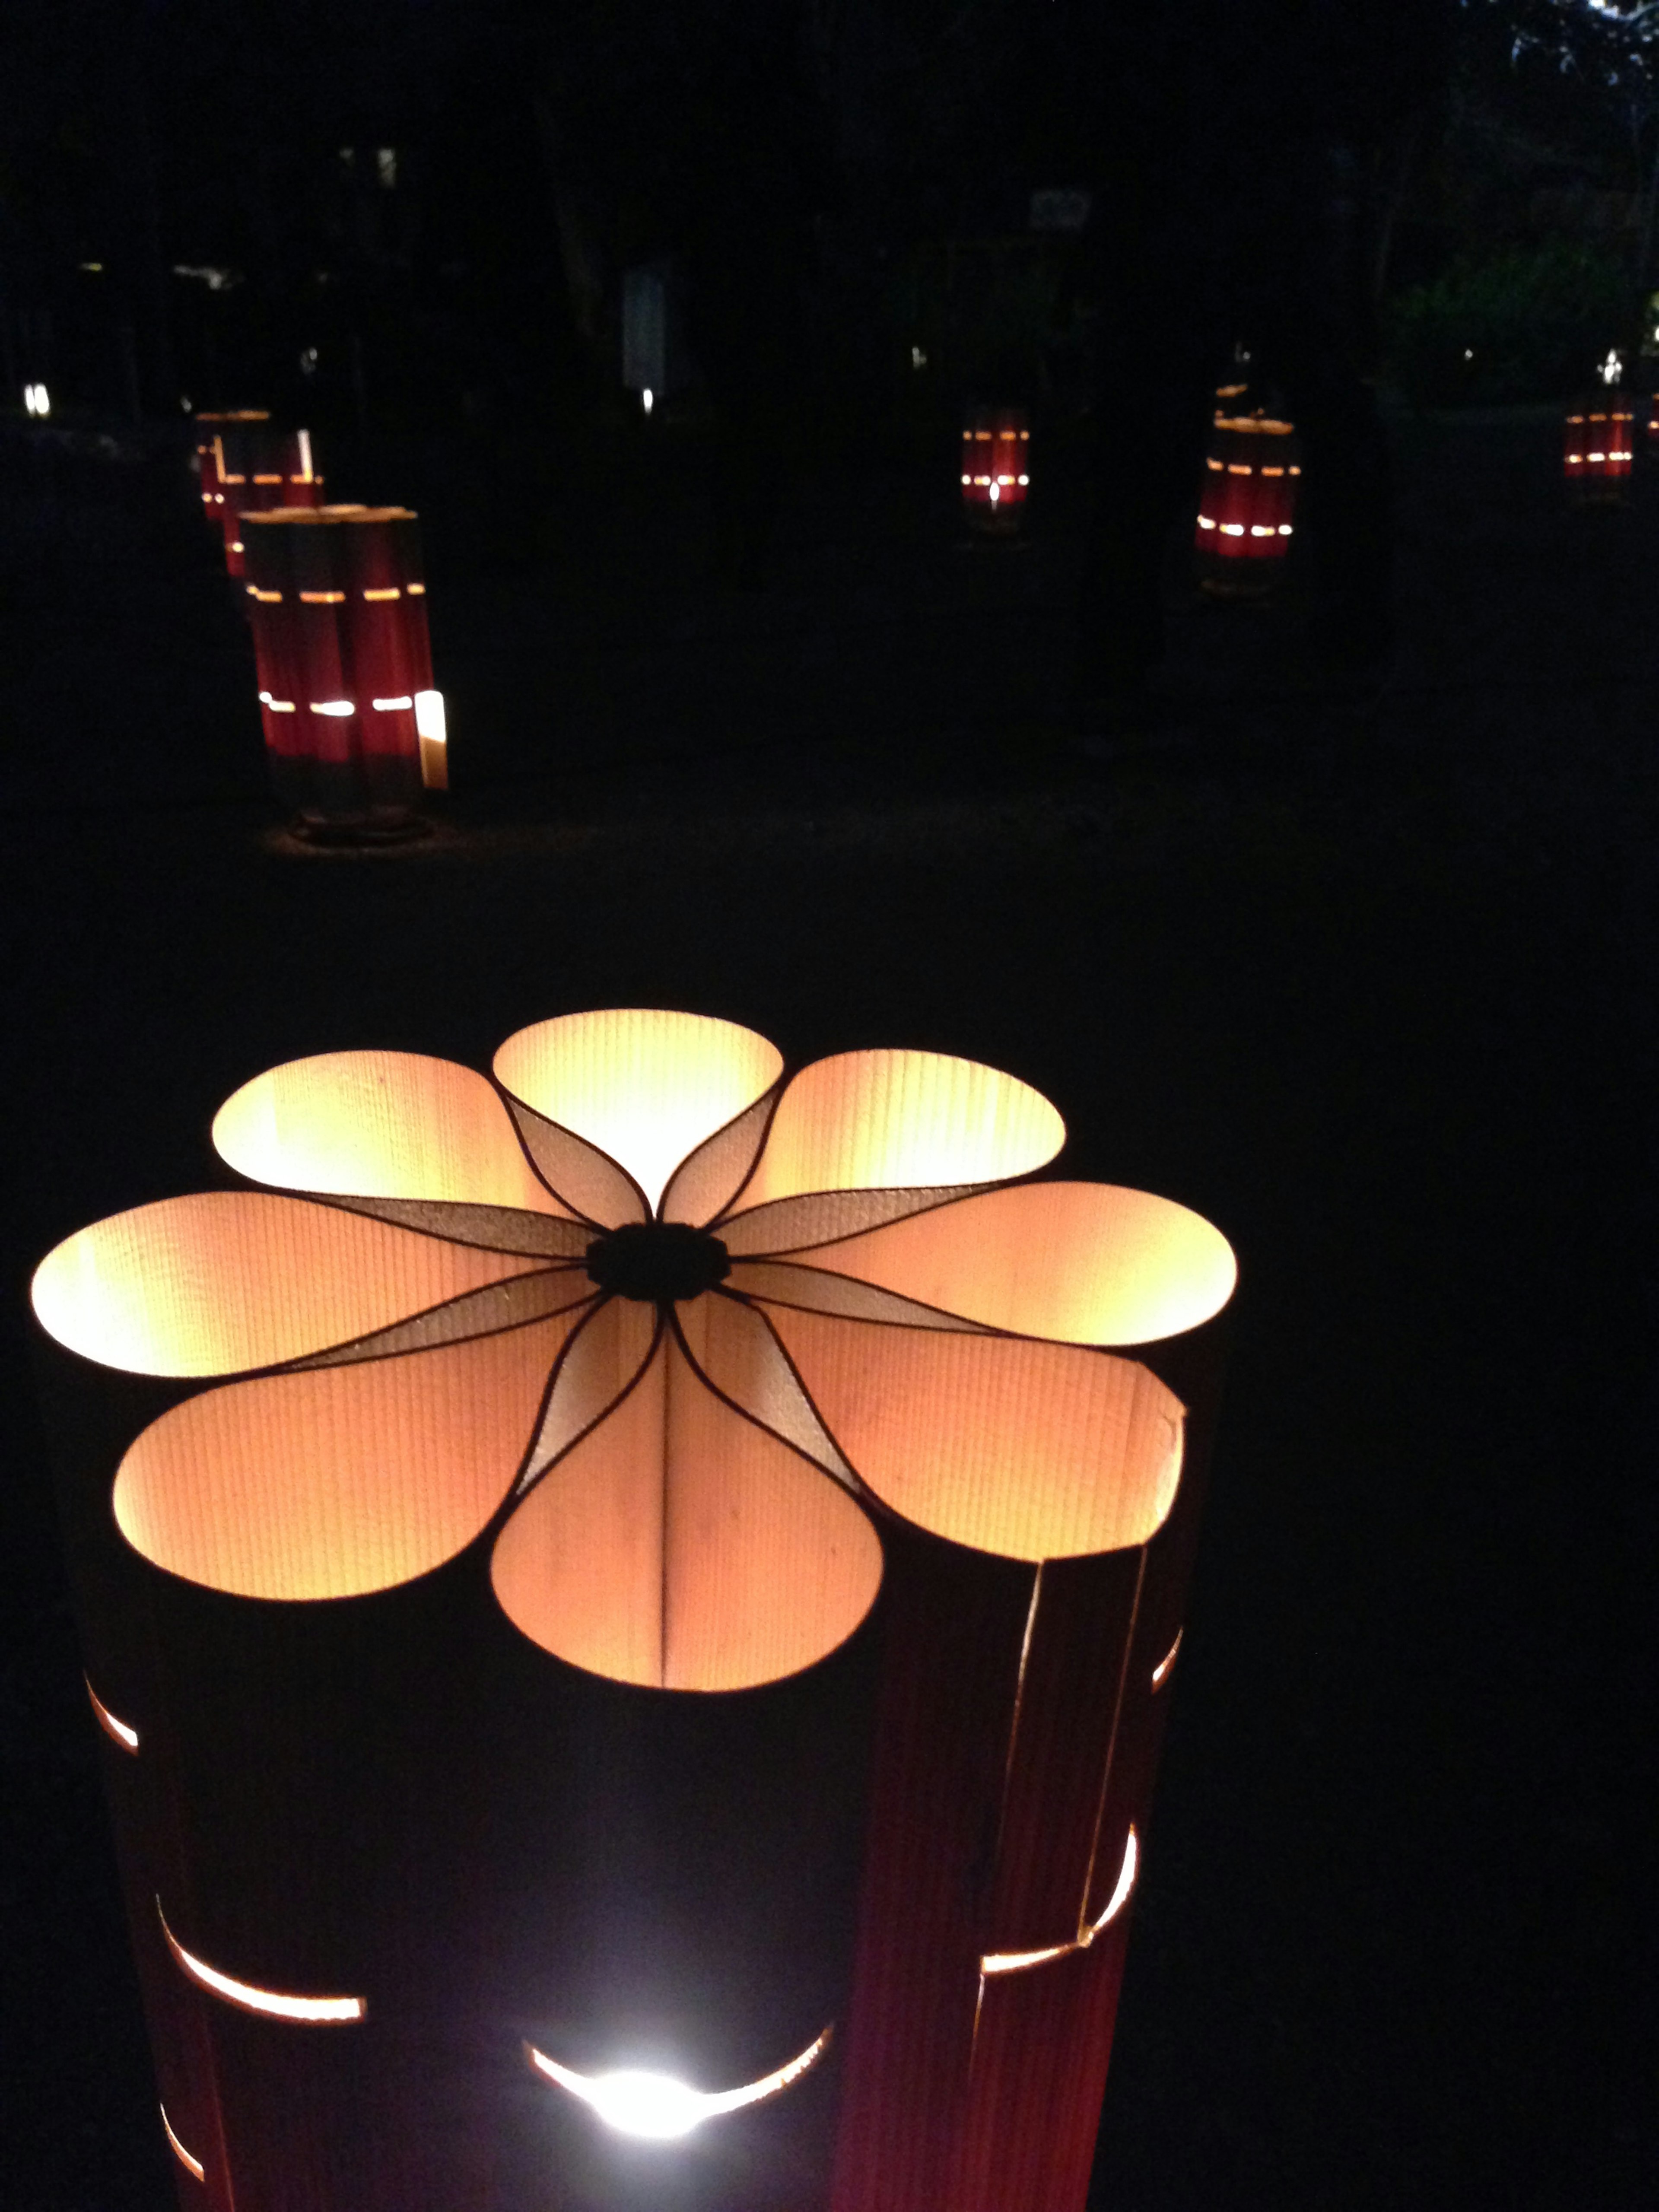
2 4 1656 2209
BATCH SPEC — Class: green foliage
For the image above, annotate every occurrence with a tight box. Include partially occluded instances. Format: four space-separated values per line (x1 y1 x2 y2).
1384 239 1638 404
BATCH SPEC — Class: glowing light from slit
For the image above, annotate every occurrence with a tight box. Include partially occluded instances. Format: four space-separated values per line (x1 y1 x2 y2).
1151 1627 1183 1688
160 2105 204 2182
979 1827 1138 1977
525 2027 832 2139
158 1901 365 2022
86 1676 139 1751
309 700 355 716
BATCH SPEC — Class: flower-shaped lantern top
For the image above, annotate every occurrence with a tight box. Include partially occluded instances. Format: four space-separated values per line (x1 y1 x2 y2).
32 1012 1236 1693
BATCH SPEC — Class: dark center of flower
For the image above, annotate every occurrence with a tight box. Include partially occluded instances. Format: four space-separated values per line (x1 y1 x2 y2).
583 1221 732 1304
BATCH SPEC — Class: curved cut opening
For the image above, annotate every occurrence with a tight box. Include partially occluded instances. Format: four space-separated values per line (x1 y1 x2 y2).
795 1182 1235 1346
213 1050 563 1212
114 1316 573 1599
160 2106 204 2183
493 1011 783 1214
86 1677 139 1752
492 1339 882 1690
980 1828 1138 1976
763 1309 1184 1561
734 1049 1064 1214
159 1902 364 2023
527 2026 832 2137
32 1192 532 1377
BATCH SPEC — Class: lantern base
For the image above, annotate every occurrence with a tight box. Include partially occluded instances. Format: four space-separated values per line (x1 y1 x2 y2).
1197 569 1279 601
287 808 433 849
962 511 1025 540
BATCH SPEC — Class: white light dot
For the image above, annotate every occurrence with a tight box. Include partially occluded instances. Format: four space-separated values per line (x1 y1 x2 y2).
586 2072 706 2139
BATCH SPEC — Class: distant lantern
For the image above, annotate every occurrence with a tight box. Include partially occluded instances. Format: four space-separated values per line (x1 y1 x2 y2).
1563 392 1634 507
31 1012 1236 2212
1194 402 1300 597
961 405 1031 531
212 420 321 575
193 410 270 532
242 503 445 842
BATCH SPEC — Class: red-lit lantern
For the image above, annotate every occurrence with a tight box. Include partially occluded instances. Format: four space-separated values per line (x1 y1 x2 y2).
1194 405 1300 597
242 504 446 840
31 1017 1236 2212
213 421 322 575
961 406 1030 530
1563 396 1634 505
194 410 270 533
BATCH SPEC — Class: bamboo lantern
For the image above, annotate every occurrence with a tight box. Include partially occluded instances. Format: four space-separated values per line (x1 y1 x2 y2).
213 421 322 576
194 410 269 533
1563 397 1634 506
1194 405 1300 597
30 1012 1236 2212
242 505 445 842
960 406 1030 531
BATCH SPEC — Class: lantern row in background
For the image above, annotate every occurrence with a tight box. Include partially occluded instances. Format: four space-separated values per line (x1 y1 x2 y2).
244 505 445 841
207 417 322 575
1563 398 1634 507
1195 402 1300 598
31 1014 1236 2212
961 406 1030 531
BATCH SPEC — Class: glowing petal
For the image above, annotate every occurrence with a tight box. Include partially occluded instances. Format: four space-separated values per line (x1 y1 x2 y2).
661 1084 783 1226
493 1011 784 1213
159 1902 364 2022
516 1292 659 1490
766 1311 1185 1561
791 1182 1235 1347
679 1290 854 1488
32 1192 533 1378
526 2026 832 2137
730 1049 1064 1216
498 1090 648 1230
213 1050 564 1212
114 1316 578 1599
493 1337 882 1691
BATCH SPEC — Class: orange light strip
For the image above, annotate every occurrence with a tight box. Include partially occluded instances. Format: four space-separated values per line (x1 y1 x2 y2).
246 585 283 603
160 2104 205 2182
980 1827 1138 1977
362 586 401 601
299 590 346 604
372 694 413 711
85 1676 139 1752
1151 1627 1183 1688
405 581 426 594
158 1901 365 2023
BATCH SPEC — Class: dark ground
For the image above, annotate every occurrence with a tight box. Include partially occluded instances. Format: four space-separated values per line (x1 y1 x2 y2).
1 400 1655 2210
